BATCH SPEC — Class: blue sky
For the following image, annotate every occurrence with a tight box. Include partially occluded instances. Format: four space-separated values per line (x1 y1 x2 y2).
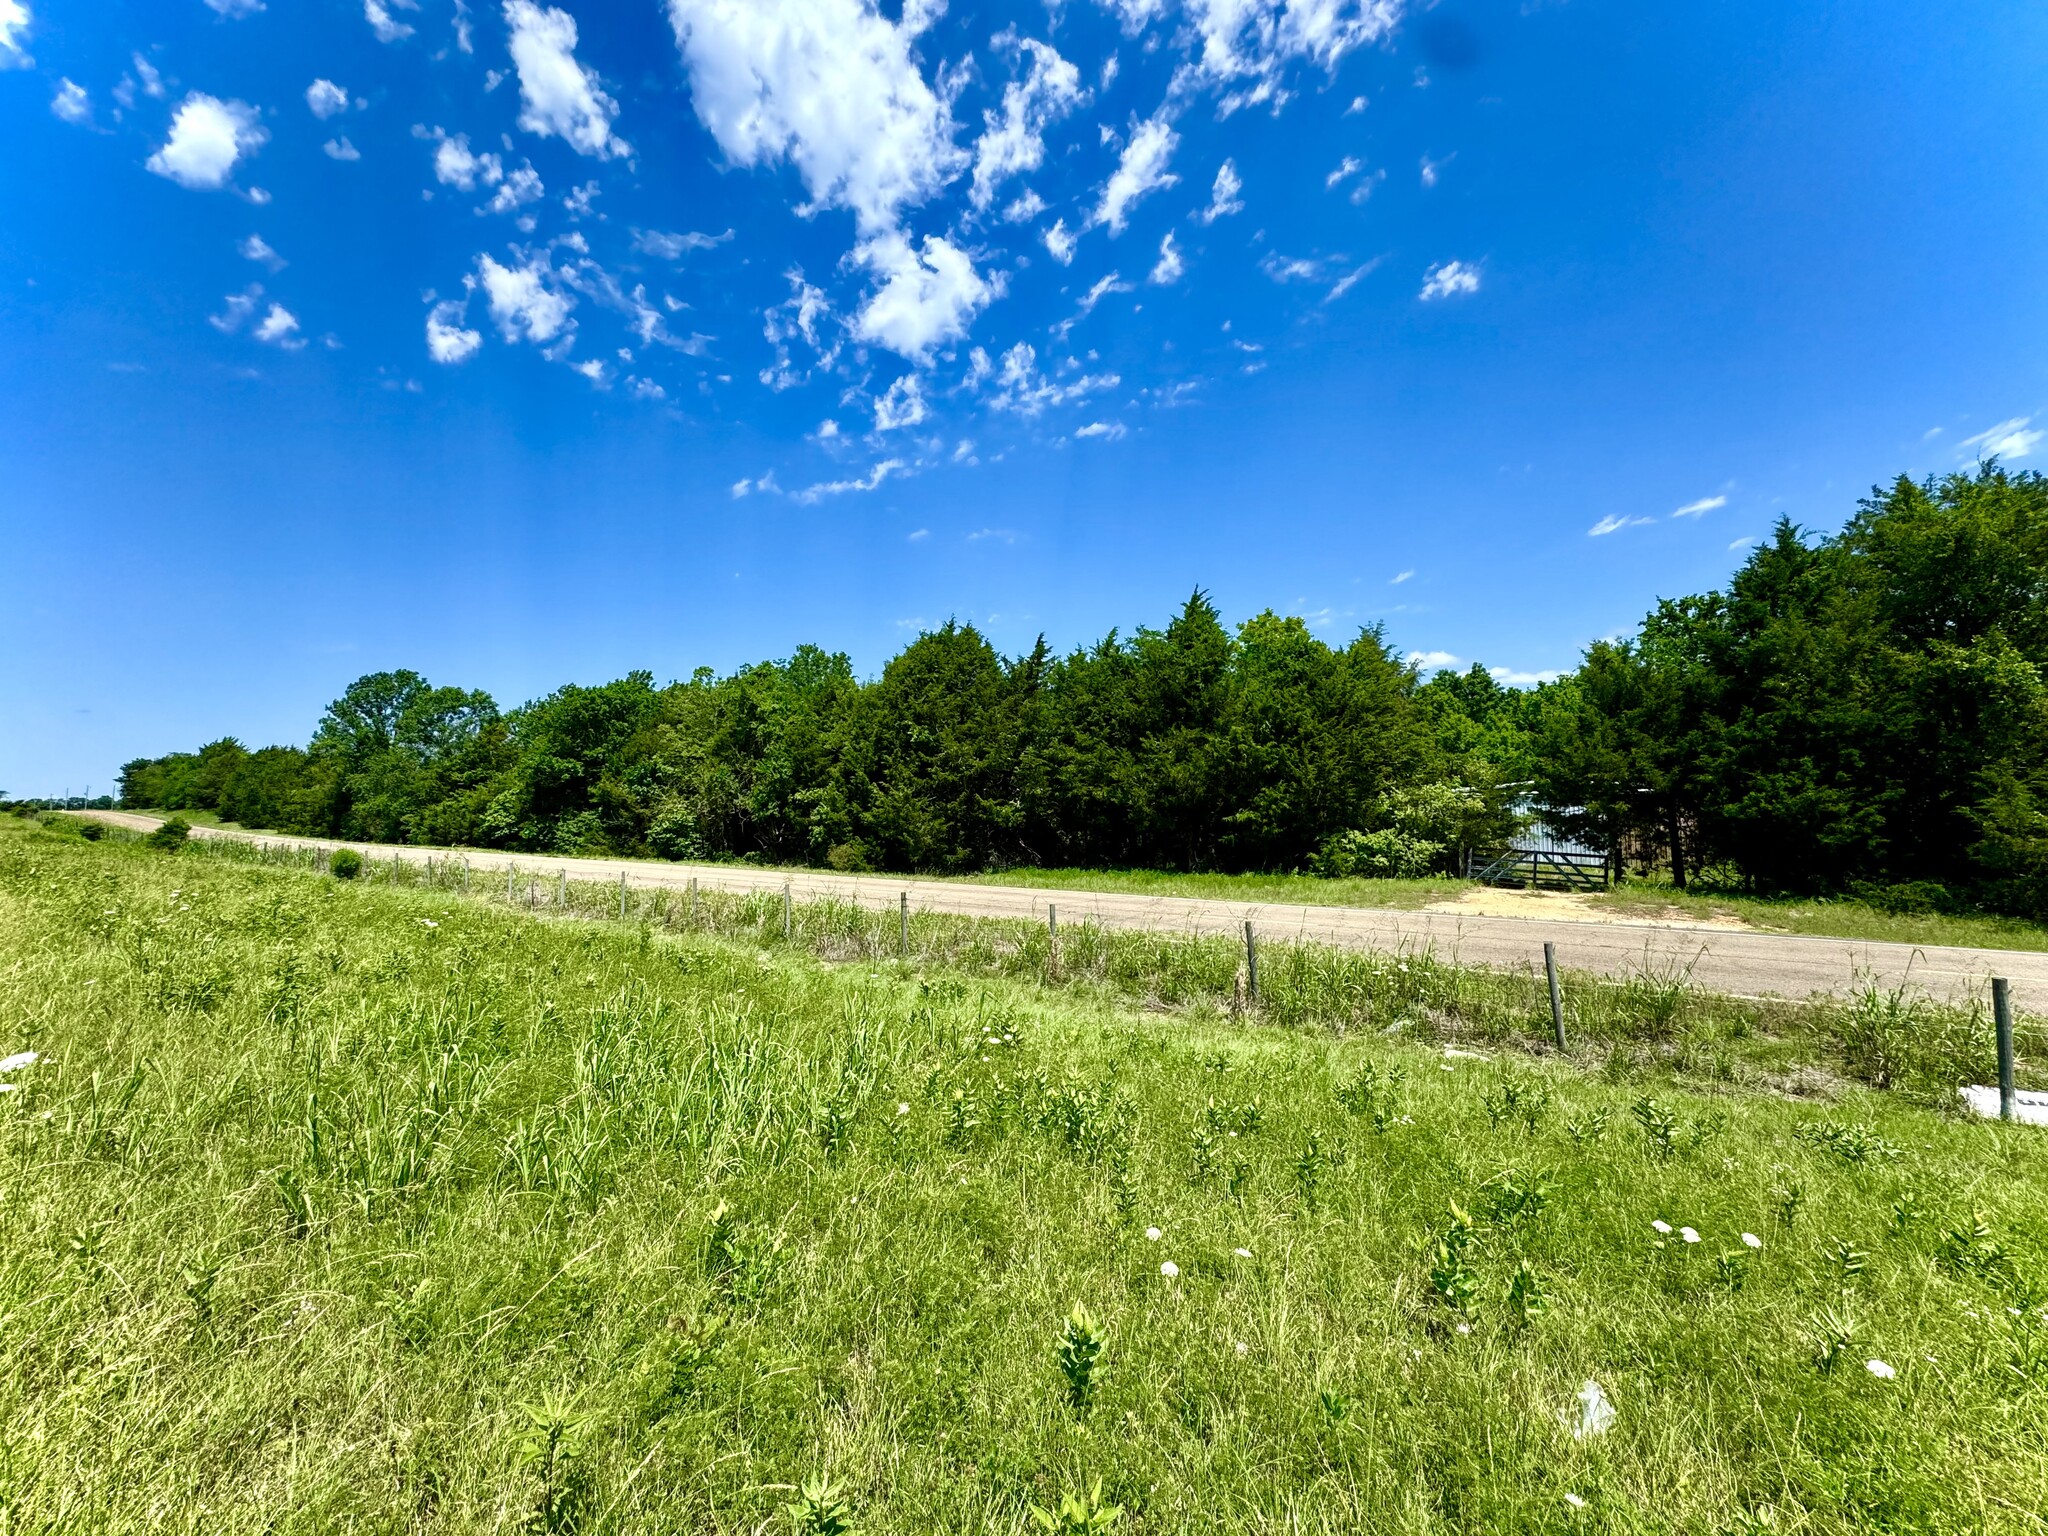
3 0 2045 795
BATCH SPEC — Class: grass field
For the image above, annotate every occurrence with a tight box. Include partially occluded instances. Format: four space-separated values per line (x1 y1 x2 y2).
7 817 2046 1533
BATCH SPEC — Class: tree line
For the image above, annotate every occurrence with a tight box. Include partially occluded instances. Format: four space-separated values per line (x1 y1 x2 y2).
120 466 2048 917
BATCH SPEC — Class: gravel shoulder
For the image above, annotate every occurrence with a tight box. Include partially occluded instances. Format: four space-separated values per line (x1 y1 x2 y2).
79 810 2047 1009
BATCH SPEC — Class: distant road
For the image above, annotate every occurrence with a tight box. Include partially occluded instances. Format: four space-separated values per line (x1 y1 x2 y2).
76 810 2046 1009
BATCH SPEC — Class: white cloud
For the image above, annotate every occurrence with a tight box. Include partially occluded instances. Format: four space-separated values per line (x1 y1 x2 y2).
478 250 574 343
732 471 781 497
987 342 1117 415
1260 251 1322 283
874 373 927 431
572 358 609 387
627 376 666 401
486 163 545 214
366 0 416 43
426 299 483 363
254 303 304 349
1728 536 1756 551
1390 569 1413 584
504 1 629 159
206 0 265 17
0 0 30 70
210 286 262 333
1324 260 1377 302
1588 514 1655 537
1075 271 1132 320
239 234 284 269
793 458 906 503
1149 230 1183 284
147 95 268 192
761 269 836 389
1419 259 1480 300
324 137 361 161
970 38 1084 211
853 232 992 362
1670 494 1726 518
666 0 964 237
1960 416 2043 461
1198 158 1243 223
1074 420 1126 440
1407 650 1459 669
1043 217 1077 265
1182 0 1400 112
1002 189 1046 223
306 79 349 119
50 78 89 125
1420 152 1452 188
1100 0 1168 32
1326 155 1361 187
1095 115 1177 234
632 227 732 259
431 131 502 190
1344 94 1366 114
1489 666 1561 687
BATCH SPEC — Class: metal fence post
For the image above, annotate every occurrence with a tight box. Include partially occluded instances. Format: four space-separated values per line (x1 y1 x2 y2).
900 891 910 958
689 876 698 922
1544 942 1568 1051
1244 921 1258 1003
1048 902 1058 974
1994 977 2015 1122
618 870 627 920
783 881 793 940
557 870 566 907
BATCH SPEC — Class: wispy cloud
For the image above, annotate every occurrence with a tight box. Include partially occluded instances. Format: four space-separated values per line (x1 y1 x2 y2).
1960 416 2042 461
1670 494 1726 518
1589 514 1655 537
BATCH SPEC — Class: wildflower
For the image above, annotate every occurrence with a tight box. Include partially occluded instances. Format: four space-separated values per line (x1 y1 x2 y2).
896 1102 910 1116
1865 1358 1896 1380
1742 1232 1763 1250
1680 1227 1701 1245
0 1052 39 1073
1564 1493 1588 1511
1455 1321 1473 1335
1233 1247 1252 1259
1234 1341 1248 1357
0 1084 15 1095
1145 1227 1163 1242
1651 1220 1673 1236
1160 1261 1179 1279
419 918 439 928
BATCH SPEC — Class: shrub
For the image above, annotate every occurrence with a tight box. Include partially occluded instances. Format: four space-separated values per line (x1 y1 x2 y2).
1849 880 1959 916
329 848 363 880
147 817 191 852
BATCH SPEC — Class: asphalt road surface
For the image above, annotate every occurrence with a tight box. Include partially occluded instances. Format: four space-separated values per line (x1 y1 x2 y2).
74 810 2046 1009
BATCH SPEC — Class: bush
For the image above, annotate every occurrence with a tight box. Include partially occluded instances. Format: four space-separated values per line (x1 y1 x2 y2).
147 817 191 852
330 848 363 880
1848 880 1960 916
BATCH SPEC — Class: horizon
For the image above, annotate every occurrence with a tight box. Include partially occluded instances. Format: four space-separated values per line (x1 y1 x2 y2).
4 0 2046 795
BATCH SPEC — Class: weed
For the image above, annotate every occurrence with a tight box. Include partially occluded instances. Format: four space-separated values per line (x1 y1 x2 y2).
1057 1302 1107 1413
1030 1481 1122 1534
785 1475 858 1536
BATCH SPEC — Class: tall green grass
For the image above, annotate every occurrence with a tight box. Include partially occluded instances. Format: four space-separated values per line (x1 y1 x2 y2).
3 818 2045 1532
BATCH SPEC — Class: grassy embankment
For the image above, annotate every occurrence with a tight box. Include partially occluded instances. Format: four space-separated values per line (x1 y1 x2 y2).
121 807 2048 953
4 814 2045 1532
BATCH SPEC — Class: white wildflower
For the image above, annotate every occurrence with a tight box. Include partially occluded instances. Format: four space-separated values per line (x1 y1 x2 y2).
1145 1227 1162 1241
0 1084 16 1095
1680 1226 1701 1245
1160 1260 1179 1279
1865 1358 1896 1380
896 1102 910 1116
0 1052 39 1073
1741 1232 1763 1250
1564 1493 1588 1511
1233 1247 1252 1258
1234 1340 1248 1357
1651 1220 1673 1235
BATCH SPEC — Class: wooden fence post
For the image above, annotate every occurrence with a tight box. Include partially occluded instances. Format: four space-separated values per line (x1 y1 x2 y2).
900 892 910 958
618 870 627 920
1544 942 1567 1051
783 882 793 940
689 876 698 922
1244 921 1258 1004
1048 903 1059 975
507 864 516 902
1994 977 2016 1123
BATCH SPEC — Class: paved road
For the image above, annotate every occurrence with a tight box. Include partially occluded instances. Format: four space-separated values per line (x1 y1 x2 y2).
77 810 2046 1009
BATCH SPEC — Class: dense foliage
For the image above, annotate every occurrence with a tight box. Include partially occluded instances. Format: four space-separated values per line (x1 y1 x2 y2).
120 595 1516 878
118 467 2048 913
